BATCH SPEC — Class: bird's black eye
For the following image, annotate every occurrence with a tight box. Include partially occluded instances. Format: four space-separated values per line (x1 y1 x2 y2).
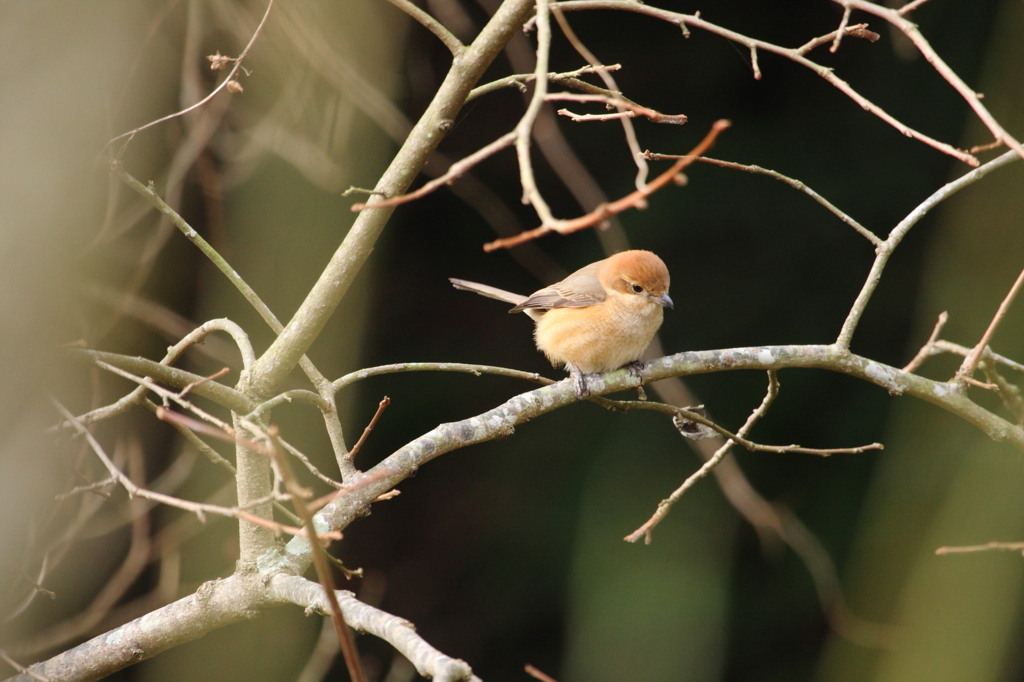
631 283 644 294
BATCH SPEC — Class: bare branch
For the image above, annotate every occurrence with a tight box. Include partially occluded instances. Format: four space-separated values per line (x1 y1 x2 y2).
515 0 558 226
551 7 650 187
50 399 334 542
484 119 731 251
830 6 853 53
105 0 275 155
249 0 539 399
525 664 560 682
935 541 1024 556
467 64 622 101
549 1 978 165
957 266 1024 383
333 361 548 393
626 370 781 544
344 397 391 467
835 0 1024 161
0 651 48 682
898 0 933 15
267 431 366 682
903 311 949 373
52 319 255 432
836 150 1020 349
647 153 881 246
350 133 516 212
931 340 1024 377
280 343 1024 582
547 93 686 123
269 575 480 682
381 0 464 56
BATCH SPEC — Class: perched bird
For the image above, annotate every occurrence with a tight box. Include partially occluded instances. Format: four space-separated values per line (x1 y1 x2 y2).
450 250 673 398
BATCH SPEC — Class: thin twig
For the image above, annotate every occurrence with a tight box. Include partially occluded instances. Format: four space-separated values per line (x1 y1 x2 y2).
105 0 275 156
956 266 1024 383
830 7 852 53
142 398 236 473
55 477 117 500
345 397 391 465
836 150 1020 349
0 650 49 681
626 370 781 543
552 7 649 188
960 377 999 391
484 119 731 251
935 541 1024 555
981 362 1024 425
902 311 949 373
898 0 933 15
547 93 686 123
836 0 1024 161
350 133 516 211
796 23 877 54
525 664 560 682
927 340 1024 376
97 361 239 436
267 429 367 682
333 361 548 393
648 154 881 245
178 367 231 398
516 0 558 226
467 63 621 102
619 400 882 458
548 1 978 165
557 108 635 122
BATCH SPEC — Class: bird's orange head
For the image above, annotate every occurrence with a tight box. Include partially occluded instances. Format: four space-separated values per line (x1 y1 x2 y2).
599 250 673 308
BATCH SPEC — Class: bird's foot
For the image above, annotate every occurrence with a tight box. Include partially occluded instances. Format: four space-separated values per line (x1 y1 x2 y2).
568 364 590 400
621 360 648 399
623 360 646 382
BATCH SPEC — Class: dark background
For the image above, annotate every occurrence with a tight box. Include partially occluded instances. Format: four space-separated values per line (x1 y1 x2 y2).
2 1 1022 681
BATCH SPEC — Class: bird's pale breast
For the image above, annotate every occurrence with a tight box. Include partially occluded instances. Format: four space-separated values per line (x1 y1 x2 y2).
534 293 664 374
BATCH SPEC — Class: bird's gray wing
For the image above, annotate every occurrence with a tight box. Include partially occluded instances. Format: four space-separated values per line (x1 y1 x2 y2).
509 264 606 311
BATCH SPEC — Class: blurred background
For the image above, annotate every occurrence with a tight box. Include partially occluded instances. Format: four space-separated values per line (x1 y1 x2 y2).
1 0 1022 681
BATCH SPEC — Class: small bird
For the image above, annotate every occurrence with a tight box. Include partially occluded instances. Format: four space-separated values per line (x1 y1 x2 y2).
450 250 673 398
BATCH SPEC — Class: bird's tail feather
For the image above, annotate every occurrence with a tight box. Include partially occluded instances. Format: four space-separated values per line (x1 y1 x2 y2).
449 278 528 306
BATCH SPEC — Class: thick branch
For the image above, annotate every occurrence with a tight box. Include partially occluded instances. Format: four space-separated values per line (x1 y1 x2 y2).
75 349 255 415
249 0 538 400
268 575 480 682
272 343 1024 576
4 574 271 682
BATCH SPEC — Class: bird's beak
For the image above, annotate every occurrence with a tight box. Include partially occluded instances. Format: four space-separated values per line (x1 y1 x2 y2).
654 293 674 309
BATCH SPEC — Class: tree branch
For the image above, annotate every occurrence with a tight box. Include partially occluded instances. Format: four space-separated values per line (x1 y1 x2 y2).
273 343 1024 577
836 150 1020 349
249 0 539 400
268 575 480 682
548 1 978 165
382 0 464 56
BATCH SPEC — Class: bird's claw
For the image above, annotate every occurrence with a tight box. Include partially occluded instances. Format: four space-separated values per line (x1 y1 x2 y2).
569 364 590 400
624 360 646 382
